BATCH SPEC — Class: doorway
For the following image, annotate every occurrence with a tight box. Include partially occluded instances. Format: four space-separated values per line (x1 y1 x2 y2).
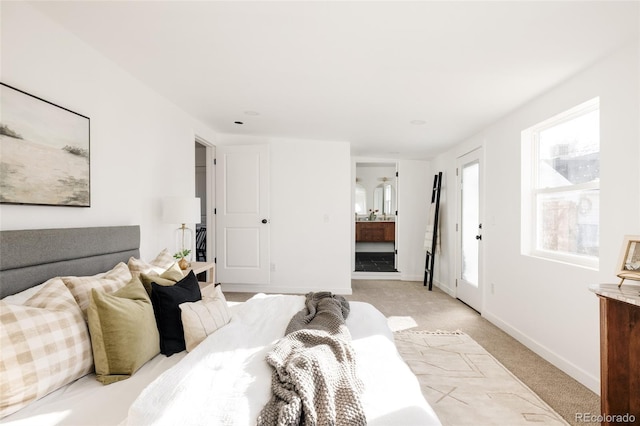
194 139 215 268
455 148 483 312
354 162 399 274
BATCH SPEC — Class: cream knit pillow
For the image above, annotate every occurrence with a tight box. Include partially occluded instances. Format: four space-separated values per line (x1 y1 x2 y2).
179 286 231 352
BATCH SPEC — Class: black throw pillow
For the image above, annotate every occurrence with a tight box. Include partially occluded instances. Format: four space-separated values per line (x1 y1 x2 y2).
151 270 202 356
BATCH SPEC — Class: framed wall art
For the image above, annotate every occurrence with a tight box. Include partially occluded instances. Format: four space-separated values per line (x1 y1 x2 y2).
0 82 90 207
616 235 640 287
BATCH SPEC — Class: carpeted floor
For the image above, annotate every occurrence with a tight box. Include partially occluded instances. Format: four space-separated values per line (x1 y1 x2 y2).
224 279 600 426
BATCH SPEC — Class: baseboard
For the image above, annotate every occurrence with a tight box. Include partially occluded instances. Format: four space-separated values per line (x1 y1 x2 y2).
400 273 423 281
434 279 456 297
482 310 600 395
219 283 353 295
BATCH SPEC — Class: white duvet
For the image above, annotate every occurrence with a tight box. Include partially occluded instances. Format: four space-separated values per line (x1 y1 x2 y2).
4 294 440 426
127 294 440 426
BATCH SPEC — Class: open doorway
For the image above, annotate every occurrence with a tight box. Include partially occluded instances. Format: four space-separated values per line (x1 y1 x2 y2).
194 139 215 268
354 162 399 274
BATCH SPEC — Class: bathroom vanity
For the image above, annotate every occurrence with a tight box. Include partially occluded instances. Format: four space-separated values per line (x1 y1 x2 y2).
356 221 395 242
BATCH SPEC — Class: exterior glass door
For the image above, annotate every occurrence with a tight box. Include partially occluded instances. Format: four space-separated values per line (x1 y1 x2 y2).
456 149 483 312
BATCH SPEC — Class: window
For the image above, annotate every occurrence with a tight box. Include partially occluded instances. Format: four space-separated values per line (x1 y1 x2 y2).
522 98 600 268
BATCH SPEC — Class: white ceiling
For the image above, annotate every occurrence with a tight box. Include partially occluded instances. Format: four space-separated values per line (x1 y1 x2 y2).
32 1 639 160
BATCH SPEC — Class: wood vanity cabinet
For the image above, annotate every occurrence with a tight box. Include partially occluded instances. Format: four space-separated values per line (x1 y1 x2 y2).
356 222 395 242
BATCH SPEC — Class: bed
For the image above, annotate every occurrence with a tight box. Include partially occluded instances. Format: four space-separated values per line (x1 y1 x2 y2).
0 225 440 425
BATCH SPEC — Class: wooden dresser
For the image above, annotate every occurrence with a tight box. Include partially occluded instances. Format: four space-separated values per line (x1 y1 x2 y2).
590 284 640 425
355 221 395 242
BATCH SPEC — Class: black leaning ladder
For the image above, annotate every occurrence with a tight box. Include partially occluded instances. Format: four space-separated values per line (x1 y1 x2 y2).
424 172 442 291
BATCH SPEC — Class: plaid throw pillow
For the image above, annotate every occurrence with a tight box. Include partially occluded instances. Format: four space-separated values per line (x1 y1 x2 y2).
0 278 93 418
127 248 175 277
62 262 132 319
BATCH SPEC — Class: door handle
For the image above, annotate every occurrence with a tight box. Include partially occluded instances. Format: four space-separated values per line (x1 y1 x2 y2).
475 235 482 240
261 219 268 224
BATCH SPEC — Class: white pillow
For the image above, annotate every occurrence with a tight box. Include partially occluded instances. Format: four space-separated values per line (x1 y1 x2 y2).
179 285 231 352
0 279 93 418
1 282 47 305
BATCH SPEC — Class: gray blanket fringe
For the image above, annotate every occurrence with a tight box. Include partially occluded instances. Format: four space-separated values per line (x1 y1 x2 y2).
257 292 367 426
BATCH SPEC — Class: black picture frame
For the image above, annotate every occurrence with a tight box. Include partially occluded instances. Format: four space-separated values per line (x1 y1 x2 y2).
0 82 90 207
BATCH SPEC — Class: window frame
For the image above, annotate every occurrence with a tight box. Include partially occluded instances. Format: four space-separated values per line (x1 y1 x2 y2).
522 97 600 269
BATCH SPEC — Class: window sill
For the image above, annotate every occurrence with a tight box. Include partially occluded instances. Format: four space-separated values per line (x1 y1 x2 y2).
526 250 599 271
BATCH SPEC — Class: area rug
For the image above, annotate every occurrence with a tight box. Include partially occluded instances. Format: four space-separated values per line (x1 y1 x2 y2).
394 330 569 426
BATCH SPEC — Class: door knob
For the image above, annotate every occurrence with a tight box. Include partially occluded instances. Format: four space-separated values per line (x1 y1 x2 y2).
475 235 482 240
261 219 268 224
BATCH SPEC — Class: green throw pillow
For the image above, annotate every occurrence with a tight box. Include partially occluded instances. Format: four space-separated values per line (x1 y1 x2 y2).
87 276 160 385
139 262 184 295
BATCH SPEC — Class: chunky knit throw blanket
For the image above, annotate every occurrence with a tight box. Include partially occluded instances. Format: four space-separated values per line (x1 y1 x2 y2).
257 292 367 426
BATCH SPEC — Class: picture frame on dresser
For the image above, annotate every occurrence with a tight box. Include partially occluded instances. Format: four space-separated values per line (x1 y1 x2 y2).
616 234 640 287
0 82 90 207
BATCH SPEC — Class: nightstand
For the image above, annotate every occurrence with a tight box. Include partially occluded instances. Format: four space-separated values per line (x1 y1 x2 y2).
185 261 215 290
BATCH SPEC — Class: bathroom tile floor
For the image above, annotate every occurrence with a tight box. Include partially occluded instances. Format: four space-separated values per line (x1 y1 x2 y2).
355 252 397 272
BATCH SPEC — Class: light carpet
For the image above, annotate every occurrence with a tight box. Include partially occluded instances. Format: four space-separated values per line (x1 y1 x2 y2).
394 330 569 426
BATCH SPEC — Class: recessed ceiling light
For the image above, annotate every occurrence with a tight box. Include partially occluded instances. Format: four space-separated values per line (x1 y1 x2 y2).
410 120 426 125
244 111 260 116
234 121 244 125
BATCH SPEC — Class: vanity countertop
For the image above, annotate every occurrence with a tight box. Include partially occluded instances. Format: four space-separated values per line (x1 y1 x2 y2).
589 283 640 307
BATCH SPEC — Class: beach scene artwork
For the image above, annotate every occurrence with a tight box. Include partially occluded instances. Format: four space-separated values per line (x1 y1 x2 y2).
0 84 90 206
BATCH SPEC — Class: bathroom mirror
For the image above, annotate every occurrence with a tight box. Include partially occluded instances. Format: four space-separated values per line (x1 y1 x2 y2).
355 184 367 215
373 182 395 215
355 162 396 219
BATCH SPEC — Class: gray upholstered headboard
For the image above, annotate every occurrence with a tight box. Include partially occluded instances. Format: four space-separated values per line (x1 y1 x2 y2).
0 225 140 298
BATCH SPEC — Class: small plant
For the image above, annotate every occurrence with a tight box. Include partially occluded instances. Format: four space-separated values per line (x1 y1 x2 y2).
173 249 191 260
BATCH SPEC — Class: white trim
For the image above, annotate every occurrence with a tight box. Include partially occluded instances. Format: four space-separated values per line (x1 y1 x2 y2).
434 279 456 297
529 249 599 270
194 135 215 271
482 310 600 395
400 273 424 282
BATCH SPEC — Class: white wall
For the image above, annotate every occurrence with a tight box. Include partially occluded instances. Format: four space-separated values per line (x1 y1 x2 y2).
396 160 433 281
214 134 353 295
0 3 218 259
432 42 640 393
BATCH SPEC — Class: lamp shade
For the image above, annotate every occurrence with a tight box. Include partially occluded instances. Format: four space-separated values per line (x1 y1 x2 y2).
162 197 201 224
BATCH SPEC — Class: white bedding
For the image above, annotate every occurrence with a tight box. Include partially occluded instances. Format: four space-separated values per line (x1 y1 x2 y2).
4 294 440 426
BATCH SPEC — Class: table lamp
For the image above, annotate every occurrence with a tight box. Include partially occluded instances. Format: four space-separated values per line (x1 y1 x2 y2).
162 197 201 264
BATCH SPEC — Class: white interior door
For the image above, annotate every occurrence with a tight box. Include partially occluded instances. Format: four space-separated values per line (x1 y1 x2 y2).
215 145 270 284
456 148 483 312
